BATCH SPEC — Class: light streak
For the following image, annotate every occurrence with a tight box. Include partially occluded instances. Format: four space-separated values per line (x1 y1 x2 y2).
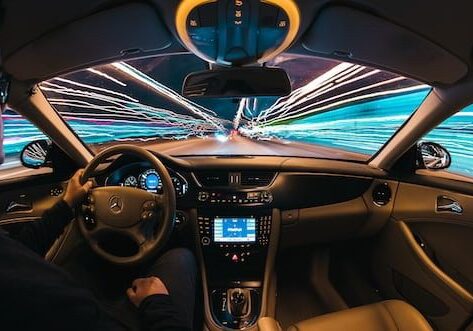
233 98 247 129
86 68 127 87
111 62 226 131
49 77 138 103
215 133 229 142
39 68 227 146
9 55 473 177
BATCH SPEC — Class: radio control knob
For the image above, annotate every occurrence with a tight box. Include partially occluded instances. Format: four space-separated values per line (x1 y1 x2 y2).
201 236 210 245
198 192 210 202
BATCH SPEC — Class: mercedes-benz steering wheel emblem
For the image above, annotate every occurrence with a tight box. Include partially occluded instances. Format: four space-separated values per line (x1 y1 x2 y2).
109 196 123 214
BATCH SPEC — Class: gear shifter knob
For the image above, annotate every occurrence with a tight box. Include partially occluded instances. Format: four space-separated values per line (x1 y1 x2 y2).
228 288 250 317
232 289 245 304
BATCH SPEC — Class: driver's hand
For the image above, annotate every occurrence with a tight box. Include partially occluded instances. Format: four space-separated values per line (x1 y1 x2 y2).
63 169 93 208
127 276 169 307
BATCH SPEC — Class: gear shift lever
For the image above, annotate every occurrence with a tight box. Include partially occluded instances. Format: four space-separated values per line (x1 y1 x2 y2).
228 288 250 317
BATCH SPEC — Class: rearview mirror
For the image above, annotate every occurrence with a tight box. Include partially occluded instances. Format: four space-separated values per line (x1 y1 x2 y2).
20 139 52 169
417 142 451 170
182 67 291 98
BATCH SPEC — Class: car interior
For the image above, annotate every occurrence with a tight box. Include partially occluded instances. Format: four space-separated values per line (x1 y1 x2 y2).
1 0 473 330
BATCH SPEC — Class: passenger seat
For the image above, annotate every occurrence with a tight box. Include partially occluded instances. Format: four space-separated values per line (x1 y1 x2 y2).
287 300 432 331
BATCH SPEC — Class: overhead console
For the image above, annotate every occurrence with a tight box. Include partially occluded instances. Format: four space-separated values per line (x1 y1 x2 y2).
175 0 300 65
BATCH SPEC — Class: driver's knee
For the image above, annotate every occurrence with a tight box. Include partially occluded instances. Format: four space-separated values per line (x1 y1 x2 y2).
146 248 197 326
148 248 197 284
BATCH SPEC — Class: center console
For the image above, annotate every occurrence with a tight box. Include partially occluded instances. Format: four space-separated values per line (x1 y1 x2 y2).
197 207 275 329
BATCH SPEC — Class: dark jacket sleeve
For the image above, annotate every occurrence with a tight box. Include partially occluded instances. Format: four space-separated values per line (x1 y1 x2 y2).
13 199 74 256
139 294 192 331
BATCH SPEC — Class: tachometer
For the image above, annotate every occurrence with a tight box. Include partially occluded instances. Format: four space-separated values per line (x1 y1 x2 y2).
123 175 138 187
139 169 162 192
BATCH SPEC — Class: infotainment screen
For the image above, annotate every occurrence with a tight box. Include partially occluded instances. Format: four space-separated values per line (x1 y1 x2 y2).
214 217 256 243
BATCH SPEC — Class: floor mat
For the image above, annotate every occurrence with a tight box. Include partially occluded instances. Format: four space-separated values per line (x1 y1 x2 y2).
330 241 383 308
276 247 327 329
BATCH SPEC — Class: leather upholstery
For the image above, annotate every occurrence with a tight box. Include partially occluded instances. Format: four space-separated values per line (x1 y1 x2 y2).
288 300 432 331
258 317 283 331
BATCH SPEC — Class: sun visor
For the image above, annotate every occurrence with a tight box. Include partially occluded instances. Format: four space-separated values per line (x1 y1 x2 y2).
4 3 172 81
302 6 468 85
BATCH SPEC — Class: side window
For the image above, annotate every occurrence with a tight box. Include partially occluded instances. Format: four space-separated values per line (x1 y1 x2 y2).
422 104 473 178
0 107 51 180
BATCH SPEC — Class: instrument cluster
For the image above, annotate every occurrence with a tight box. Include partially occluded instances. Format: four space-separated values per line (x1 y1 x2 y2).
110 167 189 197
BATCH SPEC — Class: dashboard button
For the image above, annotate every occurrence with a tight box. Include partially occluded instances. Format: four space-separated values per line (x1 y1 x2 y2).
231 254 239 263
198 192 210 202
201 236 210 245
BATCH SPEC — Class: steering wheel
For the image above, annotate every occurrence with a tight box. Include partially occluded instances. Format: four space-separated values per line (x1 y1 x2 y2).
77 145 176 266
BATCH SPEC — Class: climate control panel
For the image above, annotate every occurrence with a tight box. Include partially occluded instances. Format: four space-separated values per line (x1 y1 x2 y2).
198 191 273 205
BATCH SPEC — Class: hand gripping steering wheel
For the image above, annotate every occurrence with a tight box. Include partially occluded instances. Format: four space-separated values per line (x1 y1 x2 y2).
77 145 176 266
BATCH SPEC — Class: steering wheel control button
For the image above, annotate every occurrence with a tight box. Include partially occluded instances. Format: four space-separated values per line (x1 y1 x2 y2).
201 236 211 245
143 201 156 211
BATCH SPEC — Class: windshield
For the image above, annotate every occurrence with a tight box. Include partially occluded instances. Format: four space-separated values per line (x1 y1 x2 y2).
41 53 431 161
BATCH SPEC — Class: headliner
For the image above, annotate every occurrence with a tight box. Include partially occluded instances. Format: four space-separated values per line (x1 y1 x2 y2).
1 0 472 83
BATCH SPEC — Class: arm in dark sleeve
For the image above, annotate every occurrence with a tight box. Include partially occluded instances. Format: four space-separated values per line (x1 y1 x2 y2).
13 199 74 256
138 294 191 331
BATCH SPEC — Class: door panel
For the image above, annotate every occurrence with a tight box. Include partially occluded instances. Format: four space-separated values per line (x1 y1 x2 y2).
0 174 68 236
372 182 473 331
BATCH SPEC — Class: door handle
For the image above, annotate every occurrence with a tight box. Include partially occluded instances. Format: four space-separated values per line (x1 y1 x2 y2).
5 194 32 213
436 196 463 214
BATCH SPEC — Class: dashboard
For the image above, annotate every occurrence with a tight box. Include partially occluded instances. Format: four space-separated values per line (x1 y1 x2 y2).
98 154 395 248
105 163 189 197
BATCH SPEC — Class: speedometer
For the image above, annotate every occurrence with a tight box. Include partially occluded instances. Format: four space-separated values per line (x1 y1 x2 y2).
139 169 162 192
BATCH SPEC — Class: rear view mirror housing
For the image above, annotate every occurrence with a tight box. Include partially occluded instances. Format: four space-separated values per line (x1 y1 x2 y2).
182 67 291 98
417 141 451 170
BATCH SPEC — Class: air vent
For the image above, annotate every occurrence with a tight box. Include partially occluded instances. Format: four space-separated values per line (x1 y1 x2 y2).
372 182 392 206
195 172 228 187
241 172 276 187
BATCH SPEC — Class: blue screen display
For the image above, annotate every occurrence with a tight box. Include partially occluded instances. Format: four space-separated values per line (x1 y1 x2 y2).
146 173 160 190
214 217 256 242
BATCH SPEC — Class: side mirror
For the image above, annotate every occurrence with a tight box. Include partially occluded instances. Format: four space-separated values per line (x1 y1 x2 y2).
20 139 52 169
417 142 451 170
